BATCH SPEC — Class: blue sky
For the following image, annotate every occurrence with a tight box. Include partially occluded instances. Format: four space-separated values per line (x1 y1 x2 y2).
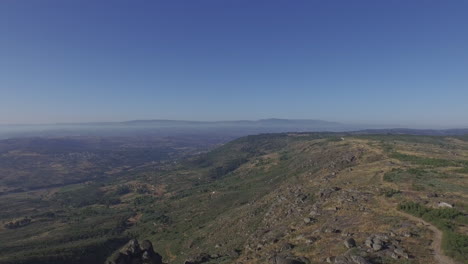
1 0 467 127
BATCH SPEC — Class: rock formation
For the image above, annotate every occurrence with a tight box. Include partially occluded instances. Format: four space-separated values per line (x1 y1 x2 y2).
106 239 163 264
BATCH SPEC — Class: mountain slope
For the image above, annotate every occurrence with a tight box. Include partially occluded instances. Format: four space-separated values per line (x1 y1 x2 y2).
121 133 468 263
0 133 467 264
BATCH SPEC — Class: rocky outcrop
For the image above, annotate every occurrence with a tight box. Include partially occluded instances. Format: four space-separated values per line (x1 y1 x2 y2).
106 239 163 264
365 234 387 251
364 234 409 260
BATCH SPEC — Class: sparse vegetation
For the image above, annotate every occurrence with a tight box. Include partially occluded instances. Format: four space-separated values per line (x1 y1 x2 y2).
390 152 459 167
399 202 468 262
1 133 467 264
381 188 401 197
115 185 131 195
383 168 465 193
453 167 468 174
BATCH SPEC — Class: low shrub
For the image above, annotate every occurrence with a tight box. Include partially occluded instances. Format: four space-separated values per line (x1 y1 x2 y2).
398 202 467 262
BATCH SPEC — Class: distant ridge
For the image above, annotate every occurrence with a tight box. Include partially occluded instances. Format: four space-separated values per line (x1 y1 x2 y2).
120 118 342 126
1 118 467 140
0 118 343 127
356 128 468 136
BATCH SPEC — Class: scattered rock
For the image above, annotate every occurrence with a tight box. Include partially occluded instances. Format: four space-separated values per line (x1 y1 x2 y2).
372 241 383 251
228 249 242 258
334 255 349 264
184 252 212 264
270 255 306 264
323 227 341 233
365 234 388 251
401 231 412 238
350 255 371 264
280 243 294 251
309 210 320 216
393 248 409 259
362 234 410 261
319 187 341 199
304 237 318 245
330 252 371 264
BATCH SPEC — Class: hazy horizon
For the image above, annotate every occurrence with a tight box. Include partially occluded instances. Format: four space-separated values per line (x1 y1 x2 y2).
0 117 467 131
0 116 467 130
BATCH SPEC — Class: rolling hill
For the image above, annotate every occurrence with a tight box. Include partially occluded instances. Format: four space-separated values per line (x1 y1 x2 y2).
0 133 467 264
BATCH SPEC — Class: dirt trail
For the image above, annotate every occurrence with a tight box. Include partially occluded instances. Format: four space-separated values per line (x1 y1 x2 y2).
396 209 456 264
376 166 458 264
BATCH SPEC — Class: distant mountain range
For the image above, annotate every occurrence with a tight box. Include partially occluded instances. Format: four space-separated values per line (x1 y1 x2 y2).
0 119 467 139
56 118 344 127
120 118 347 128
356 128 468 136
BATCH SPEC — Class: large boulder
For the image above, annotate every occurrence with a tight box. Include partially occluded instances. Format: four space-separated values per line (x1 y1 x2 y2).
365 234 387 252
106 239 163 264
344 238 356 249
121 239 141 256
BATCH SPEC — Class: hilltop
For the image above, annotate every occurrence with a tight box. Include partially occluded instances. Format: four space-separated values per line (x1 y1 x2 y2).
0 133 467 263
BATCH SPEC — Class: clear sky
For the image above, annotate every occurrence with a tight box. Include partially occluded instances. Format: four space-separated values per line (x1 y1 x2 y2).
1 0 467 127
